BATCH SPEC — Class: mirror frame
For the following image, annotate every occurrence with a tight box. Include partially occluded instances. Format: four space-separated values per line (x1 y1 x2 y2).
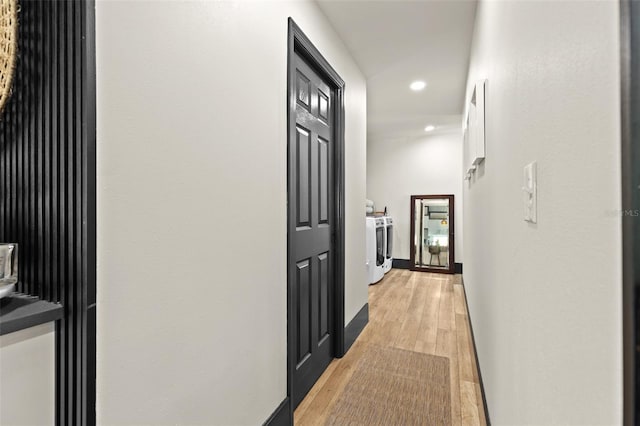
409 194 455 274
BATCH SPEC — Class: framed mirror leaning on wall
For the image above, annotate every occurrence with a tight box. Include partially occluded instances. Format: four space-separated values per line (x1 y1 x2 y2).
409 195 455 274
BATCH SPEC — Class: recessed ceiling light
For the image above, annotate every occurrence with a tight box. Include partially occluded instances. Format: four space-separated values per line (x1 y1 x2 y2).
410 80 427 91
424 125 436 132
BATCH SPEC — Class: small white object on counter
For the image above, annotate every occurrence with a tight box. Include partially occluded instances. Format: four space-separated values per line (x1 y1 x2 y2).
523 161 537 223
0 243 18 299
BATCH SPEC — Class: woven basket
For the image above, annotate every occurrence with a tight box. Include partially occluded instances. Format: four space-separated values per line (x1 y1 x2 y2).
0 0 17 115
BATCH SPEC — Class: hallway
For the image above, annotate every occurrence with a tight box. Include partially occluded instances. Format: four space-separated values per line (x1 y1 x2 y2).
294 269 487 425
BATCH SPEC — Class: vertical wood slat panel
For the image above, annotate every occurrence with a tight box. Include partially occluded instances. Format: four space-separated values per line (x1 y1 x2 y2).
0 1 96 425
74 2 80 420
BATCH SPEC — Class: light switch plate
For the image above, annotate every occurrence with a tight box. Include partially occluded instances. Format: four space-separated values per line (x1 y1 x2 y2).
523 161 537 223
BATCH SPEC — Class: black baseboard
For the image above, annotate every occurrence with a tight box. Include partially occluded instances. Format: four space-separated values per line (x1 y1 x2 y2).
461 277 491 425
343 303 369 355
263 397 291 426
392 258 411 269
392 259 463 274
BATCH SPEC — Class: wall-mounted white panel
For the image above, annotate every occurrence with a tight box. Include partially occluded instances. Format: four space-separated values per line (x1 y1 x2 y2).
473 79 486 164
464 79 487 177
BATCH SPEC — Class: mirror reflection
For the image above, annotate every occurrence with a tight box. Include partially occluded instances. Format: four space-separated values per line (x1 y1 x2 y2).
412 196 452 271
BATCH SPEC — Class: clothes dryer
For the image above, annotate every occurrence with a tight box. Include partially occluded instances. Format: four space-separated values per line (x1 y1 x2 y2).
365 217 385 284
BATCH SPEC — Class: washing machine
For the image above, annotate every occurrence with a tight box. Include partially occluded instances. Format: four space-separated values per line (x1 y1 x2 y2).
383 216 393 273
366 217 385 284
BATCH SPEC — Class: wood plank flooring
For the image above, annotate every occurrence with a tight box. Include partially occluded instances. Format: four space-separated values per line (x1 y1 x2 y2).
294 269 487 426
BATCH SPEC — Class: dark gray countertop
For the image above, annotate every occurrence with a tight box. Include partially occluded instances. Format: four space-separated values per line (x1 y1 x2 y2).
0 293 63 336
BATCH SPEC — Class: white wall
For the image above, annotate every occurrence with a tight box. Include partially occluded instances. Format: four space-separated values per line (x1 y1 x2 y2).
95 1 367 425
0 323 55 426
463 1 621 424
367 131 463 262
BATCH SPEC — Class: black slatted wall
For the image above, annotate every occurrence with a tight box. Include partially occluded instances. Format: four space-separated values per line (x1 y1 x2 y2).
0 1 96 424
624 1 640 423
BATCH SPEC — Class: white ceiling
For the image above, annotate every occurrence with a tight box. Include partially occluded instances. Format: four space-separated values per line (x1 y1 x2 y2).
316 0 477 141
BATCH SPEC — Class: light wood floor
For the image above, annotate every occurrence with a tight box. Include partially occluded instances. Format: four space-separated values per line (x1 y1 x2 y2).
294 269 487 426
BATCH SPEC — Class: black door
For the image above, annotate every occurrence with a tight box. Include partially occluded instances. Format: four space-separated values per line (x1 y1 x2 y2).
289 51 334 408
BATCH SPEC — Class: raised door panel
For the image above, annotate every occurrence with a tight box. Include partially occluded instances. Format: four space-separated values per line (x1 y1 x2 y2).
296 259 312 367
318 137 329 225
318 252 329 343
296 126 311 229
